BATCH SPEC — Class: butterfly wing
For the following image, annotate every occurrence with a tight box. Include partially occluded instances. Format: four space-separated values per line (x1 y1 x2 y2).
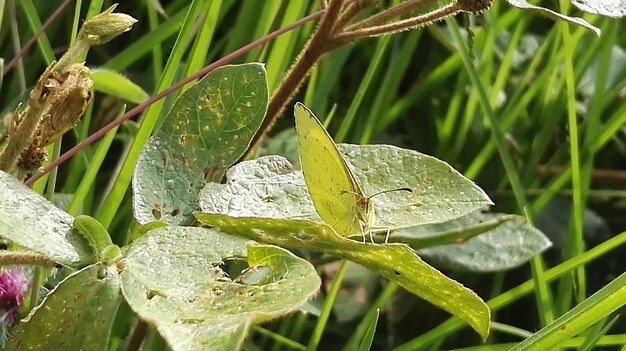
294 103 369 236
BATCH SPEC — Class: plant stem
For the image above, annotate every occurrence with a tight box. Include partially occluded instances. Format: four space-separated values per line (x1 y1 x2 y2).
347 0 440 30
126 319 149 351
246 0 346 153
337 3 460 41
0 251 56 266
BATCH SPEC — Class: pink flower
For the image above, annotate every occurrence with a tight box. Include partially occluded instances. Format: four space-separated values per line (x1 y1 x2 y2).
0 268 29 324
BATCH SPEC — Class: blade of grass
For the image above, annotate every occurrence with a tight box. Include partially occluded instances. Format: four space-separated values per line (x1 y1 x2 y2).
342 283 398 351
335 35 390 143
266 1 310 91
447 16 554 327
306 259 348 351
509 271 626 351
357 308 380 351
18 0 54 64
253 326 307 351
361 31 422 144
67 109 123 215
146 1 164 80
392 229 626 350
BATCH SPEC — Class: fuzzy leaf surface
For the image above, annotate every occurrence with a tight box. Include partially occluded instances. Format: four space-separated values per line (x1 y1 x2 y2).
120 226 320 351
133 63 268 225
0 171 91 267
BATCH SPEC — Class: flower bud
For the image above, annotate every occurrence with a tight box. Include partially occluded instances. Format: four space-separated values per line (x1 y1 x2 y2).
80 4 137 46
38 63 93 146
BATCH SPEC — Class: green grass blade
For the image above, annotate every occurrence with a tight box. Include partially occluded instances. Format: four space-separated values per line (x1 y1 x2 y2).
306 260 348 351
19 0 54 64
391 229 626 350
335 36 390 143
357 308 380 351
509 271 626 351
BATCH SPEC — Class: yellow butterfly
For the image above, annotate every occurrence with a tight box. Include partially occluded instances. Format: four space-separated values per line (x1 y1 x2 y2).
294 103 410 243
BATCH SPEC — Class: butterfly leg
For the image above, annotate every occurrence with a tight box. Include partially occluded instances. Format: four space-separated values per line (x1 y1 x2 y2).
358 220 367 243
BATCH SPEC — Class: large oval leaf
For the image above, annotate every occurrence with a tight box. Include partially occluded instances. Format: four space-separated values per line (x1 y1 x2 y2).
6 264 122 350
120 226 320 351
132 63 268 225
199 149 493 233
0 171 91 268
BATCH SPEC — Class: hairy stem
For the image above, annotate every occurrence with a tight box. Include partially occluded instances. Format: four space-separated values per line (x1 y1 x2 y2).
245 0 346 156
348 0 440 31
336 3 460 41
0 251 56 267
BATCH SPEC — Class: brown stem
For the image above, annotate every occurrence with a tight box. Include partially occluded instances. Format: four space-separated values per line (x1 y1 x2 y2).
348 0 441 31
125 319 149 351
335 0 377 30
0 251 56 267
244 0 347 157
336 3 460 42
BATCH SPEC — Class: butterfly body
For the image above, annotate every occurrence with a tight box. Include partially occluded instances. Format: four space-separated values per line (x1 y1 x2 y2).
294 103 373 240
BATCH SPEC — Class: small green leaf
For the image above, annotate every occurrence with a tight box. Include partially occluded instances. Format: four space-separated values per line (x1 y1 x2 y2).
6 264 122 350
195 213 491 340
416 214 552 272
505 0 601 35
120 226 320 351
90 68 150 104
133 63 268 225
0 171 92 268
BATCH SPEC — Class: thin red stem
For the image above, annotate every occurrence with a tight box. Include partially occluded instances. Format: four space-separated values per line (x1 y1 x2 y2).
25 8 325 186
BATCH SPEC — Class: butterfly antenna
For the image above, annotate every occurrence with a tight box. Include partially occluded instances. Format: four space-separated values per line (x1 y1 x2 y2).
367 187 413 200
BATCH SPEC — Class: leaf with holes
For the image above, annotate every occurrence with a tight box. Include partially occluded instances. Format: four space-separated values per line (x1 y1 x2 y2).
120 226 320 351
132 63 268 225
195 213 491 340
6 264 122 350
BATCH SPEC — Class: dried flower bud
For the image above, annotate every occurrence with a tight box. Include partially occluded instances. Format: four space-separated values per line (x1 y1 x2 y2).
79 4 138 46
17 141 47 171
456 0 493 13
38 63 93 146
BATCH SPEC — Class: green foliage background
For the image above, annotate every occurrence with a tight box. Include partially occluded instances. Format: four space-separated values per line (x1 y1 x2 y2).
1 0 625 350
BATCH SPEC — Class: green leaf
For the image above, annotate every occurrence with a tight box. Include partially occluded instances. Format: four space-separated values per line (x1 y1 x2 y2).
120 226 320 351
90 68 150 104
195 213 491 340
509 270 626 351
505 0 601 36
199 148 493 232
6 264 122 350
391 212 519 249
415 213 552 272
133 63 268 226
0 171 92 268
